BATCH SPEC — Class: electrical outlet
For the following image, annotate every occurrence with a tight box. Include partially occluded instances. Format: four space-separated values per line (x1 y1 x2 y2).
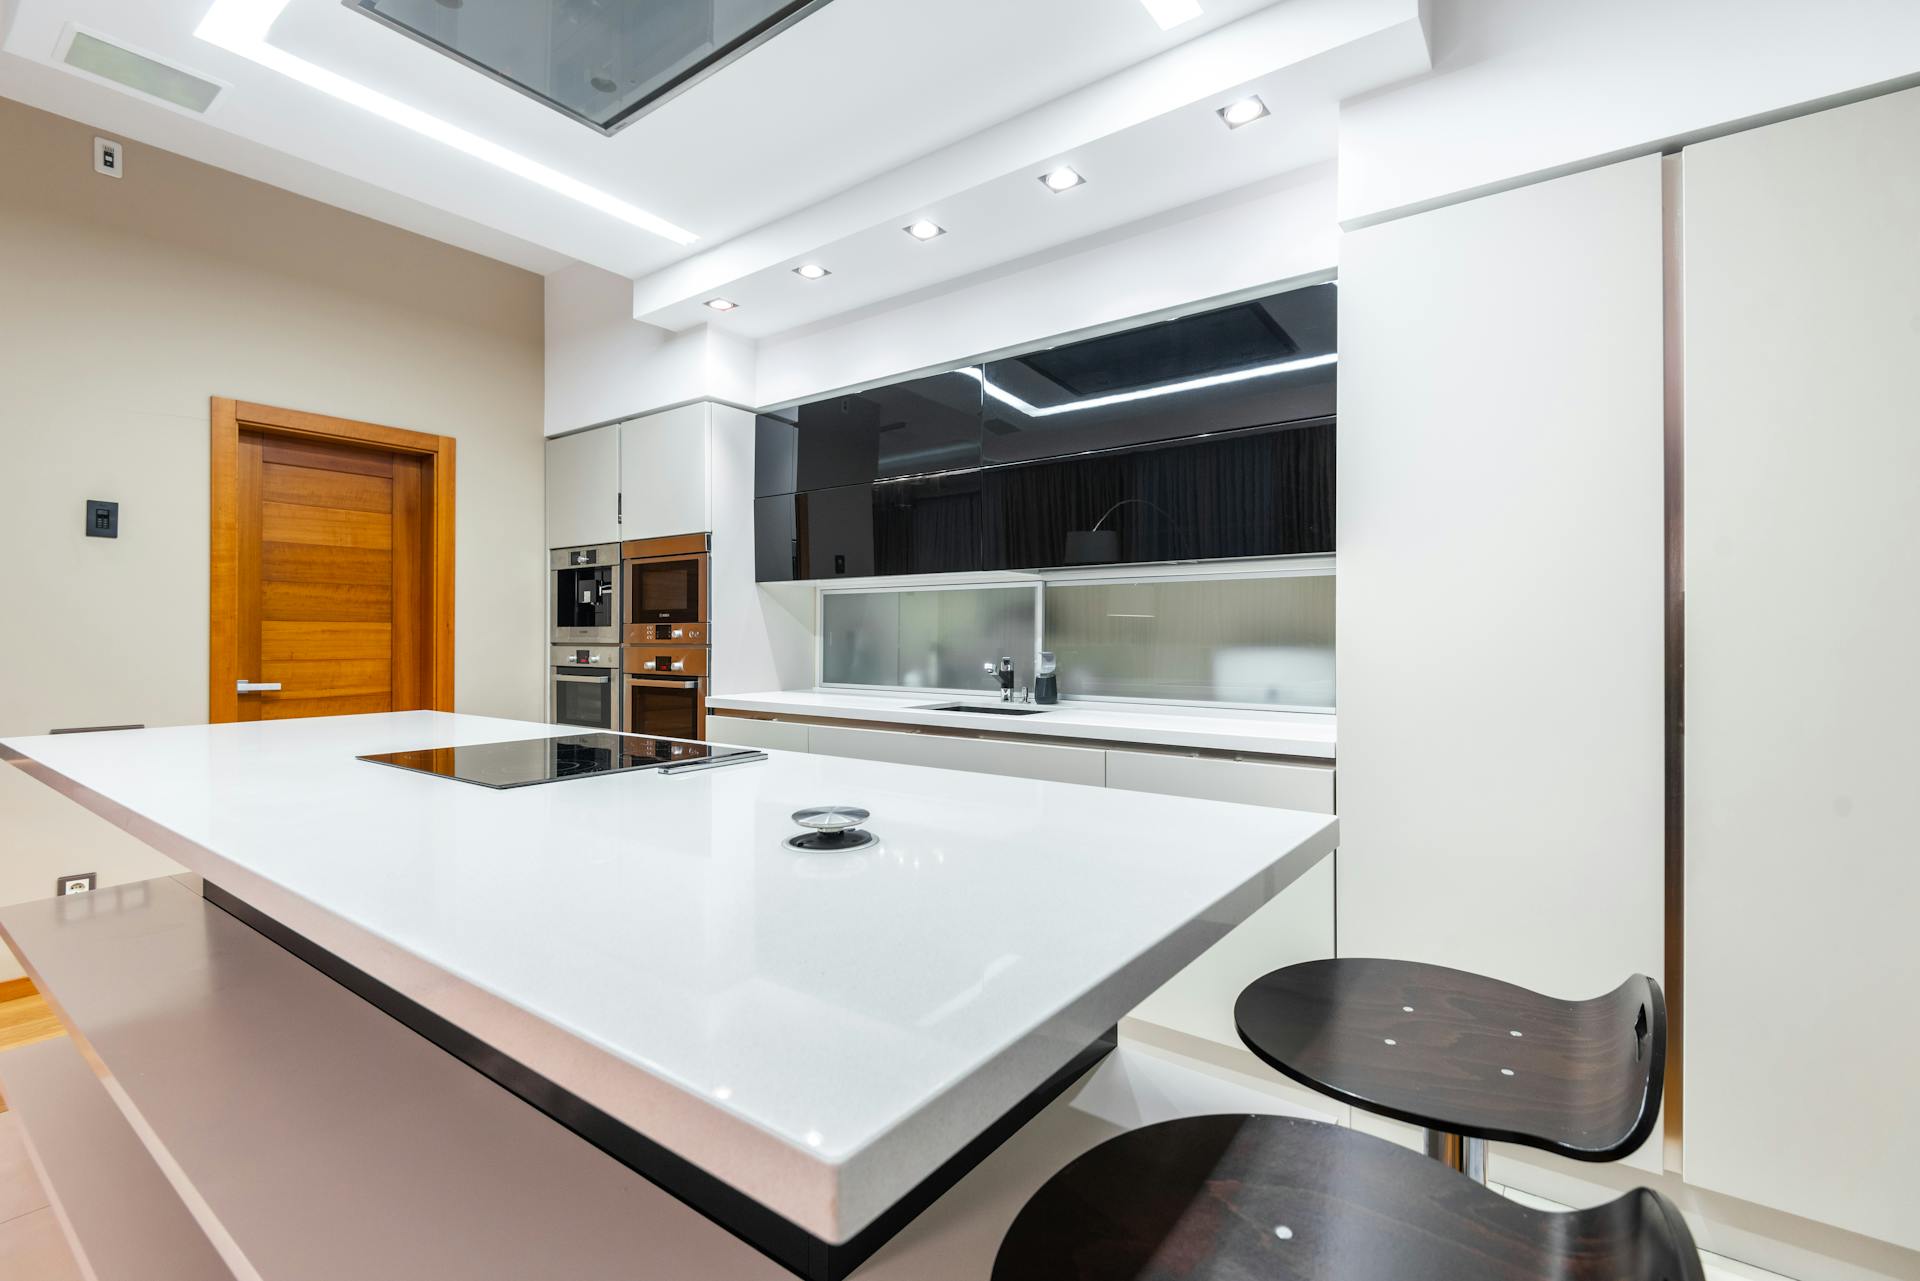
93 136 123 177
57 872 97 896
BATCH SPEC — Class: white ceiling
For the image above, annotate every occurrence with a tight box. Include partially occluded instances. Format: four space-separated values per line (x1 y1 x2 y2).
0 0 1430 335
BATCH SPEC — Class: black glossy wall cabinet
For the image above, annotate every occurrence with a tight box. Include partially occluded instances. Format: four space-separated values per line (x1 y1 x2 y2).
756 281 1336 581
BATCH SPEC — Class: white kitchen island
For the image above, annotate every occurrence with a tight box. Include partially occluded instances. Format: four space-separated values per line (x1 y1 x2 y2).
0 712 1337 1278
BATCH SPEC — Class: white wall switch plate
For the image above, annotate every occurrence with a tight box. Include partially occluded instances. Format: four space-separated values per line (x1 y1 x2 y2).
93 136 122 177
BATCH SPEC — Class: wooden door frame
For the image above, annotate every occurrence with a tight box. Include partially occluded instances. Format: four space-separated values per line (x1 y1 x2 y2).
210 398 455 722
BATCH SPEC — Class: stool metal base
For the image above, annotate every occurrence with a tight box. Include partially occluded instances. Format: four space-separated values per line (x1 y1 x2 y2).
1423 1129 1487 1184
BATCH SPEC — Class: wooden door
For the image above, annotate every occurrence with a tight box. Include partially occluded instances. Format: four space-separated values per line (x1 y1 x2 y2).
211 400 453 723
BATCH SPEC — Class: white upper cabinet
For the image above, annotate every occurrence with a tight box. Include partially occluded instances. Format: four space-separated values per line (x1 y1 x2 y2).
1335 156 1667 1152
545 425 620 550
620 404 712 541
1682 86 1920 1251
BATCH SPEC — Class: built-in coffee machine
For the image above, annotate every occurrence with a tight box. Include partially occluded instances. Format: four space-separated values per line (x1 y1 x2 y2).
623 533 711 741
550 544 622 730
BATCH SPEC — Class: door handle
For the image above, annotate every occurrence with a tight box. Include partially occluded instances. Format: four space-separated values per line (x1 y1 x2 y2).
236 680 282 693
555 673 612 685
629 678 701 690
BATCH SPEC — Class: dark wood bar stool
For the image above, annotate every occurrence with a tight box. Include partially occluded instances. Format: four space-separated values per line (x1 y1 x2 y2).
992 1113 1704 1281
1234 958 1666 1180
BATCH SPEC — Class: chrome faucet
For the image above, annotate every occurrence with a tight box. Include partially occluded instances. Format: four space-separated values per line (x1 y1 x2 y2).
983 656 1016 701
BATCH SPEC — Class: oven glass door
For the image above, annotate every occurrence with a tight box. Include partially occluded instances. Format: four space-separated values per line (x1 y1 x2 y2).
555 565 617 635
630 557 704 624
554 666 615 730
627 676 702 741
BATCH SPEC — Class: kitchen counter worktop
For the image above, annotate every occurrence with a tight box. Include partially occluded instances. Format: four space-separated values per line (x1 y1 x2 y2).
1 712 1337 1254
708 689 1337 760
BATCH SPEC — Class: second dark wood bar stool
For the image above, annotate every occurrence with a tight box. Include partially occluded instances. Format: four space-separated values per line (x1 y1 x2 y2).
992 1114 1703 1281
1234 958 1666 1180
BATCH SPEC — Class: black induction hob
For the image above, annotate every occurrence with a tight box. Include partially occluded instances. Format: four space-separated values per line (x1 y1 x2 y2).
357 732 766 789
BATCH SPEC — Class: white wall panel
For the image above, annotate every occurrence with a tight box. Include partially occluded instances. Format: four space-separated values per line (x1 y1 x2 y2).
1337 0 1920 227
1683 87 1920 1251
1336 157 1665 1038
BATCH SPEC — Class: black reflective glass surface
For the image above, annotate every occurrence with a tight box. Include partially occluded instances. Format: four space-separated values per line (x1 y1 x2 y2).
794 372 982 489
980 283 1336 465
358 733 760 788
981 421 1334 569
348 0 834 133
756 280 1338 581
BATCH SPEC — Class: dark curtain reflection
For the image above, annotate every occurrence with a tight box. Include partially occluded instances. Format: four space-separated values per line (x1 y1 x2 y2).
796 422 1334 578
981 422 1334 569
874 476 984 576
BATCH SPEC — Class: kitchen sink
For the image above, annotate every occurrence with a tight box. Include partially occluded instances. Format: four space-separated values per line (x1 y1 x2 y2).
924 703 1052 716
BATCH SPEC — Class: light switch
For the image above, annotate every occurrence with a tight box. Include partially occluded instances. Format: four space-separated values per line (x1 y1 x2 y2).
85 499 119 538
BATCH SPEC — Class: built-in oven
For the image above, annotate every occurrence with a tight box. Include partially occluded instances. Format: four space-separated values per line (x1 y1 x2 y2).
552 544 622 645
552 645 620 731
623 533 709 635
625 641 709 741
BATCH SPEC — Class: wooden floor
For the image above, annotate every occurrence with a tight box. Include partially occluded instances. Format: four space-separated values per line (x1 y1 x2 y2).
0 979 67 1113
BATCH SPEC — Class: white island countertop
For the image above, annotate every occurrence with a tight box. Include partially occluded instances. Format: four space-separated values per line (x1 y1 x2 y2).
707 689 1338 759
1 712 1336 1249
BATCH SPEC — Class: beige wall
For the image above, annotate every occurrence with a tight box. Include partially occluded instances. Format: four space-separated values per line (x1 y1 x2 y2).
0 97 547 976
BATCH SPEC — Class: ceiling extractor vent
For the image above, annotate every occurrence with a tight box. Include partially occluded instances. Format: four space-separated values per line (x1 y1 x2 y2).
56 25 226 115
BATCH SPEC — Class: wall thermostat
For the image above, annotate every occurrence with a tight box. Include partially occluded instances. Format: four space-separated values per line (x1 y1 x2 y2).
86 499 119 538
94 136 123 177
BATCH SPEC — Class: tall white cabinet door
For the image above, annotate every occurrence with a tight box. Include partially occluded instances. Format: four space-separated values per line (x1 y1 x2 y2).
545 425 621 550
1337 160 1666 1040
620 404 712 540
1683 88 1920 1251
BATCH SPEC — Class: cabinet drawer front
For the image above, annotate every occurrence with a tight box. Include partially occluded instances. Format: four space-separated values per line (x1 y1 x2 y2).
1105 750 1333 814
706 715 810 753
806 724 1105 787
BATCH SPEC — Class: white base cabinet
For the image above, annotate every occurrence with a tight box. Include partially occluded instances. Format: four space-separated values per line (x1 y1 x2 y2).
1107 750 1336 1095
705 716 811 753
804 723 1107 787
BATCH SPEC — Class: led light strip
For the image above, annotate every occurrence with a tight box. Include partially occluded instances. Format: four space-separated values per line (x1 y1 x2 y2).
196 0 698 246
956 352 1336 418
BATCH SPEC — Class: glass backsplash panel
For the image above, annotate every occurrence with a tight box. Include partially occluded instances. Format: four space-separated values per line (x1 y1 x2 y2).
1042 575 1334 709
821 587 1037 691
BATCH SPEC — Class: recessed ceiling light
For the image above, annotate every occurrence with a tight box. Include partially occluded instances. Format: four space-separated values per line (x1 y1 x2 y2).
194 0 698 246
904 219 947 241
1039 166 1085 193
1218 95 1270 129
1140 0 1202 29
705 298 738 312
793 263 831 280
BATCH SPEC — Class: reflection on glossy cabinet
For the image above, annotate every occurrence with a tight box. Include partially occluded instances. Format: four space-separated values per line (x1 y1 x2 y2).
705 715 810 753
620 404 711 540
545 425 620 550
804 724 1107 786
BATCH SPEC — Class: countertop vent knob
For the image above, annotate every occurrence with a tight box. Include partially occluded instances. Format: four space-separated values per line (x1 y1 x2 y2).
785 806 877 853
